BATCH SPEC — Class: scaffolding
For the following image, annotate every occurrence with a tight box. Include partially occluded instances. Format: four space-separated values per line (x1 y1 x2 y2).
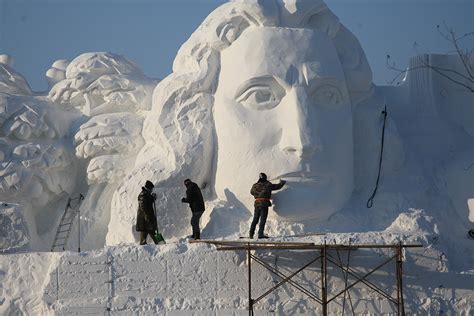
190 240 422 315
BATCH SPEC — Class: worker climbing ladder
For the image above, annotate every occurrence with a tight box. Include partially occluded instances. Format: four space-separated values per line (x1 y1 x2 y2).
51 194 85 252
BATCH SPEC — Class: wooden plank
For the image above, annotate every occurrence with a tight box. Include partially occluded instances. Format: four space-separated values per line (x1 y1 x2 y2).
189 240 422 252
217 245 321 251
189 239 315 245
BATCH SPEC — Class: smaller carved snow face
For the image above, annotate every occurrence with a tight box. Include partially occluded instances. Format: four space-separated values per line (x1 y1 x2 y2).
214 27 354 221
73 112 145 183
48 53 154 116
1 104 56 140
0 143 75 206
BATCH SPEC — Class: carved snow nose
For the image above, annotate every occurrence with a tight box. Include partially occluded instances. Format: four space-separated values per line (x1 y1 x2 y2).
279 87 321 158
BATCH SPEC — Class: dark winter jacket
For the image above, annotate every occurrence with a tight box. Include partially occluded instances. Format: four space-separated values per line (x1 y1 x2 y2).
136 187 157 232
250 179 285 207
182 181 205 213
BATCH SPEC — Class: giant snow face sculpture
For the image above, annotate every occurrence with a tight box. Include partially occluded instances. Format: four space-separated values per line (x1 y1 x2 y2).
214 27 353 221
109 0 377 243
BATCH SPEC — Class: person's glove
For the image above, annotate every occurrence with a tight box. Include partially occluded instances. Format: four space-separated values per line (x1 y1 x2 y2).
181 197 186 203
151 192 157 201
144 215 150 222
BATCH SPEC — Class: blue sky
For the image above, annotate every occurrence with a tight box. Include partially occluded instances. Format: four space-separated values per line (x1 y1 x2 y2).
1 0 473 92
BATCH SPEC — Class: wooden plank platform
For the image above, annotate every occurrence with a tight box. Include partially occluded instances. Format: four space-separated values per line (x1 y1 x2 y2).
188 239 423 251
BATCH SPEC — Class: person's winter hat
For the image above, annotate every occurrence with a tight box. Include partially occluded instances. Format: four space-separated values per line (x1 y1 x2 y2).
259 173 267 181
145 180 154 190
184 179 191 186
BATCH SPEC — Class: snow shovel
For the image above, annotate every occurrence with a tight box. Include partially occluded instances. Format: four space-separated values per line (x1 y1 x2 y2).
154 230 166 244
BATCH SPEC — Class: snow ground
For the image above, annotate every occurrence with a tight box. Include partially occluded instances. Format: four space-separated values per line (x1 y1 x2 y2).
2 209 473 314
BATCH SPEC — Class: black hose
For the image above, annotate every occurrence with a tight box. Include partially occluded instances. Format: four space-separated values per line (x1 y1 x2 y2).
469 229 474 239
367 106 388 208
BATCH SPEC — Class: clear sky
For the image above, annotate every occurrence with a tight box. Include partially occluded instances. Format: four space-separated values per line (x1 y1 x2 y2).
1 0 473 92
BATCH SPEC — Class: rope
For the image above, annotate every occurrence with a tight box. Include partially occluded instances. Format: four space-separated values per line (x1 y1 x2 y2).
367 106 388 208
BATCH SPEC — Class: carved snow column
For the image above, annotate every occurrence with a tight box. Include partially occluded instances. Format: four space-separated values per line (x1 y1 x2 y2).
408 54 438 116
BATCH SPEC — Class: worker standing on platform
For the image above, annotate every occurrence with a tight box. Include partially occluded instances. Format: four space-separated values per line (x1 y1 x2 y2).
181 179 205 240
136 180 160 245
249 173 286 239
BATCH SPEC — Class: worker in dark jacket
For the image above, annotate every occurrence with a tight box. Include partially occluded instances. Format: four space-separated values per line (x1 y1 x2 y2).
181 179 205 240
249 173 286 239
136 180 160 245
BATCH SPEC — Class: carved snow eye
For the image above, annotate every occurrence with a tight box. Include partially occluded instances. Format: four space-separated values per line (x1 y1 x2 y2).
311 85 343 107
237 86 280 110
217 17 250 46
235 78 286 111
9 121 32 140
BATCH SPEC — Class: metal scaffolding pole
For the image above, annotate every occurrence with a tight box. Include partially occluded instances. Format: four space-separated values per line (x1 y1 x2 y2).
321 242 328 316
396 241 405 316
247 245 254 316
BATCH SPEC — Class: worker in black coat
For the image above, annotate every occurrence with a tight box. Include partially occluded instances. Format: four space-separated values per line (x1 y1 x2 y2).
181 179 205 240
136 180 160 245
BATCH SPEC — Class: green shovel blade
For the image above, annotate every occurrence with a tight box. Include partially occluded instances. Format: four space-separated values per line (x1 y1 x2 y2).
154 231 165 243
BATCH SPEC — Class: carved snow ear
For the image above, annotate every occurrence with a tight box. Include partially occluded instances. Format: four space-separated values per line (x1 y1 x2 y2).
304 8 340 39
216 16 252 47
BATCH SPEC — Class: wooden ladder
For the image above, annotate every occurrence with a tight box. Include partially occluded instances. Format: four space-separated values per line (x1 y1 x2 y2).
51 194 84 252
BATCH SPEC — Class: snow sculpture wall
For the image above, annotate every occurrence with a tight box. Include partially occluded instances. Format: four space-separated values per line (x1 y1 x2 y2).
0 203 29 252
0 56 80 250
0 53 157 251
49 52 157 249
107 0 399 245
377 53 473 228
401 54 474 227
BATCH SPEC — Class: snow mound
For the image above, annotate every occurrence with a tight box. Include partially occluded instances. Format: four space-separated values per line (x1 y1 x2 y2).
0 202 30 253
386 209 439 236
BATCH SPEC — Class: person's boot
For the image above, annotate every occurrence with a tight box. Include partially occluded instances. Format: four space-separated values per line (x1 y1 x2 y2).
249 233 254 239
194 232 200 240
258 235 269 239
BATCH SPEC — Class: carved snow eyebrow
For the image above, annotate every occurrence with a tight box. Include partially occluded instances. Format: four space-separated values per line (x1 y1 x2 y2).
307 78 350 106
307 77 345 93
234 75 285 99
